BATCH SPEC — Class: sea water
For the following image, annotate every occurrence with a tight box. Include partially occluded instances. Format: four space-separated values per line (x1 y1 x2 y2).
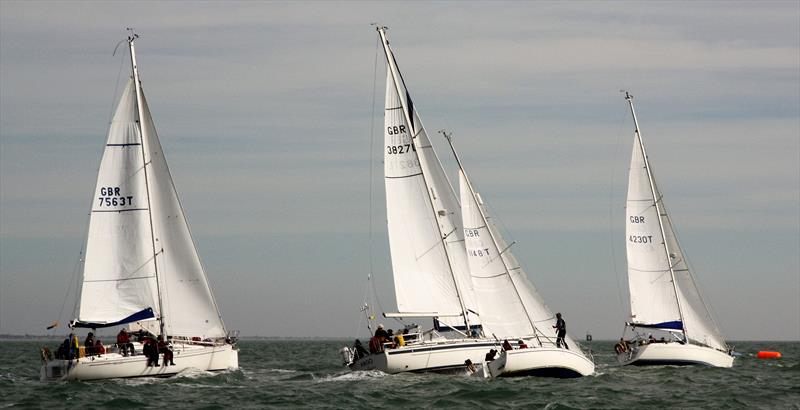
1 339 797 408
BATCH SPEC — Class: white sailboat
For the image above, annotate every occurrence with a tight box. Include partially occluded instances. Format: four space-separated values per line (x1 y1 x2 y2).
343 27 593 377
40 33 238 381
616 92 733 368
446 133 594 378
342 26 497 374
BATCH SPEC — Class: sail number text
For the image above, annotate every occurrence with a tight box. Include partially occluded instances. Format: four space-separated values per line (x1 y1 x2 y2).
468 248 490 257
464 229 490 256
98 186 133 207
386 144 416 155
628 235 653 244
629 216 646 223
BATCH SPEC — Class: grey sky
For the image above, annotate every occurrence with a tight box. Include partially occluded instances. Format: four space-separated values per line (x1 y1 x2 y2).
1 1 798 340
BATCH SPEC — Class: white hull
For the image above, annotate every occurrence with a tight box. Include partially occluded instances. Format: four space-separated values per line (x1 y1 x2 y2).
484 347 594 378
349 339 497 374
617 342 733 368
41 342 238 381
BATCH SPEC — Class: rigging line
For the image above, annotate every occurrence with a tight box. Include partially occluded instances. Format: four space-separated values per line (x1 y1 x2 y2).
353 277 371 338
55 249 82 332
364 37 398 329
609 99 628 320
368 33 379 281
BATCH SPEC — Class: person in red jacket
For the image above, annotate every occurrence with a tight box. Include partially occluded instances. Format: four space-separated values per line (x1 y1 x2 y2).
116 328 135 356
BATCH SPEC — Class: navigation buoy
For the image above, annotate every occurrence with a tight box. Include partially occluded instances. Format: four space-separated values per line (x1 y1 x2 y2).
757 351 781 359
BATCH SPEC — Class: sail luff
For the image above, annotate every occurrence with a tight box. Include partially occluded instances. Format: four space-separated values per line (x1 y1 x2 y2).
625 93 687 340
377 27 472 330
129 36 166 337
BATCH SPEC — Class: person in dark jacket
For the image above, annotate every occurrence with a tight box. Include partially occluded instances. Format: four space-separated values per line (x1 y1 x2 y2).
353 339 369 360
143 338 159 367
553 312 569 350
84 332 96 355
157 336 175 366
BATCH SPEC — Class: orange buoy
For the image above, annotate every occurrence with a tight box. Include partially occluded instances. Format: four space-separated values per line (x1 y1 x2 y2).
757 351 781 359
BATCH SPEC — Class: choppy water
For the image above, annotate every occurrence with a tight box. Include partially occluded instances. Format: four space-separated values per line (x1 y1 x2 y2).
1 339 797 409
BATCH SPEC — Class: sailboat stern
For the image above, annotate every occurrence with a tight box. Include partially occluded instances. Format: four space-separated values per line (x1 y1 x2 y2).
617 342 733 367
488 347 595 378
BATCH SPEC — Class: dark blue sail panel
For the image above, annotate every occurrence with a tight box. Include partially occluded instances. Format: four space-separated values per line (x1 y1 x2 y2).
433 317 482 333
72 307 155 329
632 320 683 330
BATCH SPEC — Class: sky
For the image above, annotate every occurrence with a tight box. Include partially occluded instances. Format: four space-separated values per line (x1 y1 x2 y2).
0 1 798 341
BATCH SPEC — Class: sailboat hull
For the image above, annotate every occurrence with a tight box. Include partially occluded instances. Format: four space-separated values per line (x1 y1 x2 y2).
484 347 594 378
40 342 238 381
349 339 497 374
617 342 733 368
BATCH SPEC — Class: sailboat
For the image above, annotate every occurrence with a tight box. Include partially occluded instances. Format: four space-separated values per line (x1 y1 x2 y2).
341 26 498 374
40 33 239 381
615 91 733 367
342 27 593 377
446 133 595 378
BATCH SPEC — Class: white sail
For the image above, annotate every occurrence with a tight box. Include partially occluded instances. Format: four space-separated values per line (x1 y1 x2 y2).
459 171 531 338
78 79 160 327
459 168 579 349
625 96 727 351
76 42 226 339
138 91 227 339
661 200 727 351
383 68 479 325
625 136 682 328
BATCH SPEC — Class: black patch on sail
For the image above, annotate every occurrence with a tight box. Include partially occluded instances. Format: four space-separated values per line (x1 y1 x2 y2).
406 91 414 132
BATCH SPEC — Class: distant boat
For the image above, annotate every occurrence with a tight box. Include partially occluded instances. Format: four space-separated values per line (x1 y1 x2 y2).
40 32 238 381
615 92 734 368
341 26 593 377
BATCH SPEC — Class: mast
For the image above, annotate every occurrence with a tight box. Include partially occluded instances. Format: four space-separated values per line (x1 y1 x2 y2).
376 26 471 332
624 91 686 341
128 32 166 337
442 131 545 345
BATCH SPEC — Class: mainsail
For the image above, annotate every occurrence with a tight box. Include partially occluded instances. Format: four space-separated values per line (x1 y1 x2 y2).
75 38 226 339
624 93 726 351
455 144 577 349
459 170 532 338
77 79 160 328
379 28 479 328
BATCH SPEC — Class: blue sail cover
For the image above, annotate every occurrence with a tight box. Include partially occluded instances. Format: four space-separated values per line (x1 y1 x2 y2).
632 320 683 330
72 307 155 329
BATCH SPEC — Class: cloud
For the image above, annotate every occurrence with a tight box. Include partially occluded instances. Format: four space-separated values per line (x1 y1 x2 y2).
1 1 797 339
